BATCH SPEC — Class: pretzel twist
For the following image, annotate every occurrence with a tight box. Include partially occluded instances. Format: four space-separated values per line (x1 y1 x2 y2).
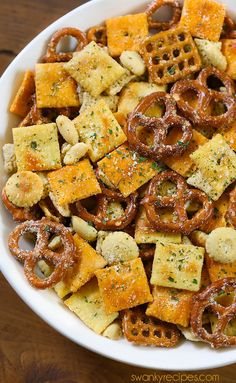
43 27 87 63
190 278 236 348
171 67 236 129
87 25 107 46
127 92 193 161
222 16 236 38
8 219 76 289
76 181 138 231
142 171 213 235
146 0 181 31
2 188 38 222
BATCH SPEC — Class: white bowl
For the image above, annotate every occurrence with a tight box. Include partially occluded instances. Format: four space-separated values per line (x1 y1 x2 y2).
1 0 236 371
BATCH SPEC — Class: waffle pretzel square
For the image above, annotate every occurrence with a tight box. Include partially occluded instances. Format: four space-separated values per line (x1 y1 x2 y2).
122 306 181 347
140 26 201 85
10 70 35 117
35 63 80 108
106 13 149 57
95 258 152 314
180 0 225 42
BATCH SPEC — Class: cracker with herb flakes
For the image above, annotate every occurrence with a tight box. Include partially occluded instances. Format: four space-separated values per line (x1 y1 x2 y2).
74 99 126 162
97 143 158 197
10 70 35 117
35 63 80 108
64 42 126 98
164 128 208 177
187 134 236 201
206 254 236 282
146 286 195 327
135 207 181 245
47 159 101 206
201 193 229 233
64 278 118 334
151 243 204 292
54 234 107 298
95 258 152 314
106 13 149 57
118 82 167 117
13 123 61 171
180 0 225 42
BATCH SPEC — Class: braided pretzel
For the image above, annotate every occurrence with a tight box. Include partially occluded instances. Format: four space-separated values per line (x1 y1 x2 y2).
228 185 236 228
123 307 181 347
146 0 181 31
171 68 236 129
43 27 87 63
76 181 138 231
190 278 236 348
2 188 38 222
8 219 76 289
127 92 193 161
142 171 213 235
87 25 107 46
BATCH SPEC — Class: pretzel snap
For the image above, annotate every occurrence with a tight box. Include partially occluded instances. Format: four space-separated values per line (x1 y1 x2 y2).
171 67 236 129
142 171 213 235
190 278 236 348
140 26 201 85
222 16 236 38
127 92 192 161
19 96 52 127
87 25 107 46
43 27 87 63
76 180 138 231
122 307 181 347
146 0 181 31
8 218 76 289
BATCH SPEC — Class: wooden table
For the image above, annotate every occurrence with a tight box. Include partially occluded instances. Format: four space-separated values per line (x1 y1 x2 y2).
0 1 235 381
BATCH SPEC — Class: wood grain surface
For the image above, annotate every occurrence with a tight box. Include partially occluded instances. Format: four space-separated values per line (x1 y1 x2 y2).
0 1 236 382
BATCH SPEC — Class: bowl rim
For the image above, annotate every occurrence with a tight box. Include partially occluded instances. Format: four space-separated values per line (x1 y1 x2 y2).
1 0 236 371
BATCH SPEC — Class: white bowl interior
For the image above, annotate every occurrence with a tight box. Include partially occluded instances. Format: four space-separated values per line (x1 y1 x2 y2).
1 0 236 371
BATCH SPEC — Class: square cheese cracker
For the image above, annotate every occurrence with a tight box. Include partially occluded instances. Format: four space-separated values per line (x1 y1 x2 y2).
13 123 61 171
64 41 126 97
151 243 204 292
35 63 80 108
74 99 127 162
47 159 101 206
